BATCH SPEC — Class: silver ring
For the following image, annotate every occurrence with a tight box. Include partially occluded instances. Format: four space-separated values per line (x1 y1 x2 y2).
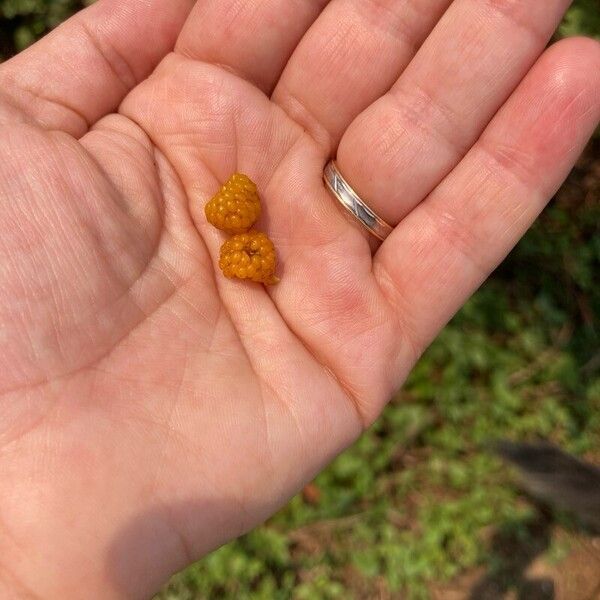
323 160 393 242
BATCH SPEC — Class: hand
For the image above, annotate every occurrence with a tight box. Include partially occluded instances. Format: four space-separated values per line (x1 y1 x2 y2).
0 1 598 597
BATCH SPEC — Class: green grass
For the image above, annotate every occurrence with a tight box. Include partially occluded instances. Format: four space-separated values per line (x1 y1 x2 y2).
559 0 600 40
1 1 599 598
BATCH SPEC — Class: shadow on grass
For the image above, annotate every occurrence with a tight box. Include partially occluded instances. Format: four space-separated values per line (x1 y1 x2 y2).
469 514 554 600
470 441 600 599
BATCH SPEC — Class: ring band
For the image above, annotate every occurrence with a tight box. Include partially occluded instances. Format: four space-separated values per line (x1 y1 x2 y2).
323 160 393 242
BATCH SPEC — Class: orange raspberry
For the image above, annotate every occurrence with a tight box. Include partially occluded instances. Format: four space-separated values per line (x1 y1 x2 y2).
219 231 279 285
205 173 261 234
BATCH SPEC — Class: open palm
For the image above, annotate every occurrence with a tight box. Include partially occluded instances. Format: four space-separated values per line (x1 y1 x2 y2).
0 1 598 598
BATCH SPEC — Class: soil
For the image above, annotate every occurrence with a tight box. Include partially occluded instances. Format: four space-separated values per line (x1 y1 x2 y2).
430 530 600 600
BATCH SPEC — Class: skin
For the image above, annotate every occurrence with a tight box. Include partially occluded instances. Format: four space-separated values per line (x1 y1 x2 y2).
0 0 598 597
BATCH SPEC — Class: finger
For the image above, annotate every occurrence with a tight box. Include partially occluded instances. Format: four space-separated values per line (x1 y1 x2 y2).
336 0 573 226
375 38 600 367
272 0 453 152
0 0 195 137
175 0 330 94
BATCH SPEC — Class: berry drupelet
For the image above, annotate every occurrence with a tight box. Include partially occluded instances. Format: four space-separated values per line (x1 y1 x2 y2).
205 173 261 234
219 231 279 285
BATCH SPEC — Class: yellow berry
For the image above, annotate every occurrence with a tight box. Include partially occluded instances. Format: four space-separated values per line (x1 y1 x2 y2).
205 173 261 234
219 231 279 285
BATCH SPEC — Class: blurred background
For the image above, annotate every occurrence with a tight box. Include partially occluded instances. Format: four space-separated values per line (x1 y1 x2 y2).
1 1 599 598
